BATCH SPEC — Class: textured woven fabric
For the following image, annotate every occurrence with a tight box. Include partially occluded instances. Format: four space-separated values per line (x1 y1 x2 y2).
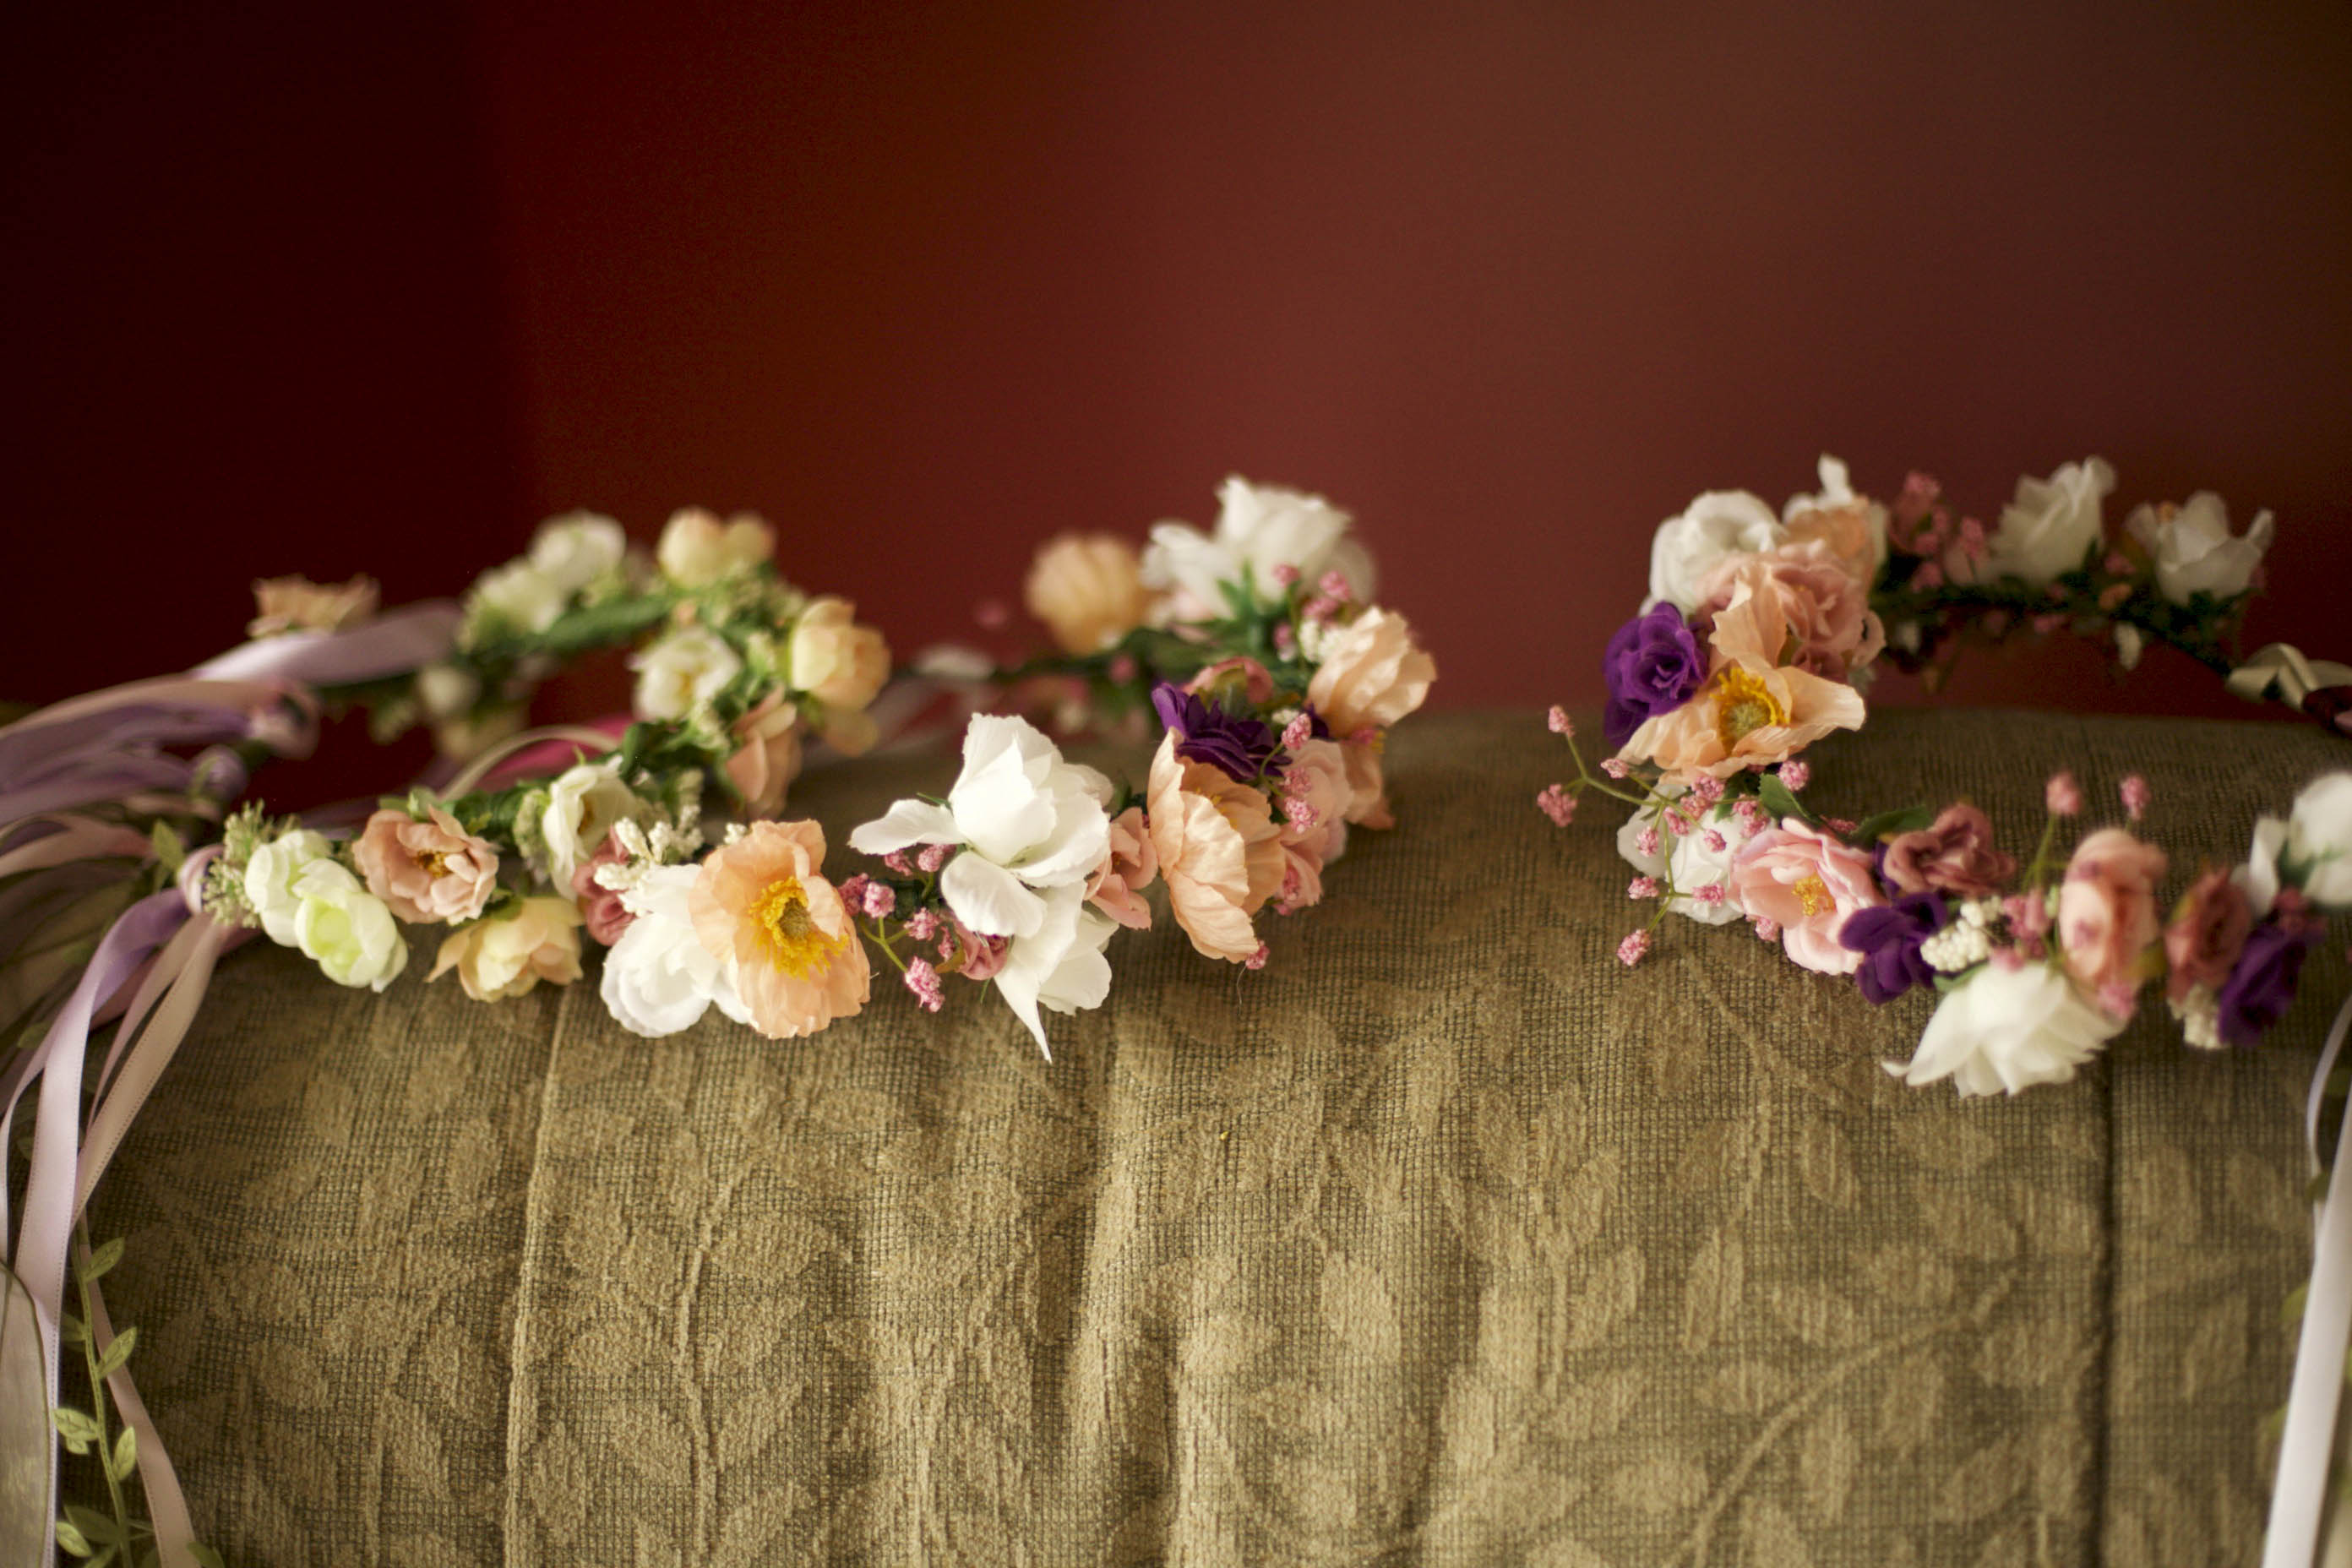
87 710 2344 1565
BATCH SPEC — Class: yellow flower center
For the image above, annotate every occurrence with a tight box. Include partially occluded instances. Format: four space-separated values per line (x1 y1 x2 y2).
412 848 451 878
750 875 845 977
1713 667 1788 749
1792 874 1832 918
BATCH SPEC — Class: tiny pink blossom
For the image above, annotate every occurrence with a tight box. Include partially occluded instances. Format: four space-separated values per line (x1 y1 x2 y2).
904 958 945 1013
1108 653 1138 683
1957 517 1988 560
837 874 871 908
1636 825 1662 859
904 908 939 941
1319 570 1352 602
1913 560 1945 591
2004 892 2051 941
1601 758 1631 780
1302 595 1340 622
1824 817 1857 836
2103 552 2132 575
1779 761 1810 792
1628 876 1659 900
1537 785 1576 827
2120 774 2151 823
974 598 1010 629
1271 563 1301 587
1663 810 1689 836
1616 930 1651 966
1284 795 1319 829
1752 917 1780 942
1690 774 1724 805
1691 882 1727 906
862 880 897 918
1272 623 1298 656
2096 979 2138 1020
2097 582 2132 612
917 842 952 874
1702 830 1726 853
1244 943 1270 971
884 850 914 875
1548 705 1574 737
1733 799 1767 833
2046 771 2082 817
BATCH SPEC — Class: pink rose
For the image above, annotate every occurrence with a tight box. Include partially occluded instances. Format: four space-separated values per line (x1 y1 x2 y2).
2163 864 2251 1002
2056 827 2169 1001
352 806 499 924
1731 821 1886 975
1880 804 2017 899
1086 806 1159 930
724 693 804 819
569 830 635 947
951 921 1010 981
1697 543 1885 683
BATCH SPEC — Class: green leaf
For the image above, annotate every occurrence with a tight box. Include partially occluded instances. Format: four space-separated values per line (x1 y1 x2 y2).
63 1505 117 1543
60 1313 88 1349
95 1326 138 1380
51 1406 101 1453
1846 805 1935 847
85 1545 117 1568
82 1238 125 1282
1757 773 1817 827
146 822 186 874
188 1544 227 1568
53 1520 93 1559
107 1425 137 1483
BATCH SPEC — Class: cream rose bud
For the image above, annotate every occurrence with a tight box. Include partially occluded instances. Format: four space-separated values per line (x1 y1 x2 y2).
1644 491 1786 613
1141 476 1375 614
630 624 743 721
656 507 775 586
430 896 583 1004
1024 534 1152 654
541 763 647 889
242 827 339 946
789 596 890 711
290 860 410 991
2287 772 2352 906
528 511 627 595
1984 457 2115 585
2125 493 2273 604
1892 960 2126 1097
469 560 568 635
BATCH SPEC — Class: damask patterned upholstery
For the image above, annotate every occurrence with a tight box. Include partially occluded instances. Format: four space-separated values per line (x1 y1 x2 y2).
90 710 2342 1565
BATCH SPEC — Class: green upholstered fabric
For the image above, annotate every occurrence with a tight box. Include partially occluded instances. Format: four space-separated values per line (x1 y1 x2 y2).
87 710 2345 1565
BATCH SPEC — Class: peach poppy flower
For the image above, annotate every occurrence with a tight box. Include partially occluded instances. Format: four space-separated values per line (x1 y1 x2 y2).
689 819 869 1037
1146 732 1284 962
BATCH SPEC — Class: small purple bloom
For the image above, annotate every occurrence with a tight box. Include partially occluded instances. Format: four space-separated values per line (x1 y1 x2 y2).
1603 602 1708 749
2215 918 2319 1048
1839 890 1949 1004
1152 681 1284 781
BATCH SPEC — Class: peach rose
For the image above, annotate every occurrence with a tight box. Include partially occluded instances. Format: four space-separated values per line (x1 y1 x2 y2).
248 574 379 638
429 896 583 1002
689 819 869 1037
1880 804 2016 900
1731 821 1886 975
1305 607 1437 735
1023 534 1152 654
2056 827 2169 1002
656 507 773 586
569 830 635 947
1085 805 1158 930
352 806 499 924
725 692 804 818
1146 732 1284 962
1274 737 1353 912
1783 501 1882 585
2164 864 2252 1002
789 596 890 712
1696 544 1884 683
1337 737 1393 830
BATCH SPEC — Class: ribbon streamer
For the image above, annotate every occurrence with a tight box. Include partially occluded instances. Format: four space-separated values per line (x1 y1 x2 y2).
2265 988 2352 1566
2230 645 2352 737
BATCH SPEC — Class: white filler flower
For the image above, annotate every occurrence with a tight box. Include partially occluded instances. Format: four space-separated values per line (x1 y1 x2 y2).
1141 476 1375 613
600 863 751 1037
851 716 1113 943
1890 961 2125 1097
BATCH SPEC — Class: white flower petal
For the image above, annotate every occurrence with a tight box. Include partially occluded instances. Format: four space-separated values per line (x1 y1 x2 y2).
847 798 961 856
942 852 1048 939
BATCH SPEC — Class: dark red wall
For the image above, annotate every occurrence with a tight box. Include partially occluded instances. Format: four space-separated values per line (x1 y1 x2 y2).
9 2 2349 727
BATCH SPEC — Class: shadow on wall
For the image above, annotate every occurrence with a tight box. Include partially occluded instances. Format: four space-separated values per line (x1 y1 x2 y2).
6 1 2348 727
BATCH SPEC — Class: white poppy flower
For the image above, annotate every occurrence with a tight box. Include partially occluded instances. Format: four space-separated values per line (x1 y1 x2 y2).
528 511 628 595
2125 493 2273 604
1643 490 1785 613
630 625 743 721
848 714 1112 942
243 827 338 946
600 864 750 1037
291 859 410 992
1890 961 2124 1097
1984 458 2115 585
1141 476 1375 616
994 882 1118 1058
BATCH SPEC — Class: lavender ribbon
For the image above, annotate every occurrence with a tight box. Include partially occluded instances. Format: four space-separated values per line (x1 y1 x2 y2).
192 600 460 686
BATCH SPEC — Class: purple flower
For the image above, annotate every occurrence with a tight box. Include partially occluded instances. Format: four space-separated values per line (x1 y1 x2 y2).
1839 890 1948 1004
1152 681 1283 781
1603 602 1708 749
2215 918 2319 1048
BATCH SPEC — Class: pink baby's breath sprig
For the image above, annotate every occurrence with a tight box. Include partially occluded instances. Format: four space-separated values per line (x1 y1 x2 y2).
903 958 945 1013
1537 784 1576 827
1627 876 1659 900
1616 929 1651 966
2121 774 2151 823
917 841 952 874
1548 705 1574 738
1779 761 1810 792
2046 771 2082 817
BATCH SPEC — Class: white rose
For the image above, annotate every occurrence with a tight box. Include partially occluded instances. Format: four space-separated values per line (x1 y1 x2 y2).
994 882 1118 1058
600 864 751 1037
541 763 649 889
656 508 775 587
2238 814 2289 920
849 714 1112 941
2124 492 2273 604
291 859 410 992
469 561 567 635
1615 798 1754 926
528 511 627 595
2286 772 2352 907
243 828 338 946
1891 961 2124 1097
1141 476 1375 615
1984 457 2115 585
1643 491 1785 613
629 624 743 721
